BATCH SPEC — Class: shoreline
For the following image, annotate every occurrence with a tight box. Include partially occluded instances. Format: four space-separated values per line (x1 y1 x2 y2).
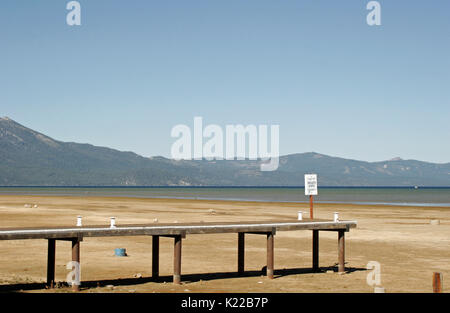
0 193 448 209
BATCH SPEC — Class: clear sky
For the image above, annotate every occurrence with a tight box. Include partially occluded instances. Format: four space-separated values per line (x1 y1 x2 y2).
1 0 449 163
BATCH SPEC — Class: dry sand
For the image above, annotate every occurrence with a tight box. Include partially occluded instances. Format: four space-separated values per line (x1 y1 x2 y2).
0 195 449 293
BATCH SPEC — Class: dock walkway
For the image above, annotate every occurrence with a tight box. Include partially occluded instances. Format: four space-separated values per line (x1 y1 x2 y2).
0 219 357 291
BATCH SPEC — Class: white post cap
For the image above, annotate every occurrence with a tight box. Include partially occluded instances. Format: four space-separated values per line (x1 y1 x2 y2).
110 217 116 228
333 212 340 222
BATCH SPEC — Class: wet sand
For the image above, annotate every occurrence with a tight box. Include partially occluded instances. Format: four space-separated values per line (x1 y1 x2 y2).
0 195 449 293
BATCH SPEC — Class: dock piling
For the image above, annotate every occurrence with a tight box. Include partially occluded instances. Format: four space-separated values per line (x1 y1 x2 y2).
152 235 160 279
46 239 56 288
173 235 182 284
312 230 319 272
433 272 443 293
338 230 345 273
266 230 274 279
71 238 80 291
238 232 245 275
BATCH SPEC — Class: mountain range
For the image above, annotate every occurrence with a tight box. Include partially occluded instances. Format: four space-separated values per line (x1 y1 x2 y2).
1 117 449 186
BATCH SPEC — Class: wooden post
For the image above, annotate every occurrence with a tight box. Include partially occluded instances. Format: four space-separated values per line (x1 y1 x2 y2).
433 272 442 293
238 232 245 275
152 235 159 279
312 230 319 272
71 238 80 291
47 239 56 288
173 235 182 284
267 231 274 279
338 230 345 273
309 195 314 219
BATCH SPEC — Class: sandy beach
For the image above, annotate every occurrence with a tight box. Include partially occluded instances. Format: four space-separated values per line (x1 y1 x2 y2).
0 195 449 293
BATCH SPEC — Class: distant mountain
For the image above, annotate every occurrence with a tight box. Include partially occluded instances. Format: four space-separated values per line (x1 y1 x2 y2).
1 117 449 186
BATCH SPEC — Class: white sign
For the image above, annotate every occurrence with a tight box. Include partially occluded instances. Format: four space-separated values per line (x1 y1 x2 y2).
304 174 318 196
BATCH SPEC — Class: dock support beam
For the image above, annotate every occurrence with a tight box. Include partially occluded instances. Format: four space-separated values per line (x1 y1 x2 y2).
152 235 159 279
47 239 56 288
267 231 274 279
338 230 345 273
173 235 182 284
71 238 81 291
312 230 319 272
238 233 245 275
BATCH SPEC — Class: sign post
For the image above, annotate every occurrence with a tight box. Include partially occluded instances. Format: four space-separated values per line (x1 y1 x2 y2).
304 174 318 219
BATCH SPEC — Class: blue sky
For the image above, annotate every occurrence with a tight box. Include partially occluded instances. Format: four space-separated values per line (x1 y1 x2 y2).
1 0 449 163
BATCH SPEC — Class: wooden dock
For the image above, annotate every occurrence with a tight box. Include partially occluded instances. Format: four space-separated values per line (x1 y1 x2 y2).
0 219 357 291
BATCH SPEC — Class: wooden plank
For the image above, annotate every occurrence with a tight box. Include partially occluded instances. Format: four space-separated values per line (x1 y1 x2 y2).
0 220 357 241
1 220 321 232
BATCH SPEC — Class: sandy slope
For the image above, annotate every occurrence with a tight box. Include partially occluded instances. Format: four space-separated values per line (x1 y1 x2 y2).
0 195 448 293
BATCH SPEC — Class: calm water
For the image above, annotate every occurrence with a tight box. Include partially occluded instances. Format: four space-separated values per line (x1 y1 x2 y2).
0 187 449 207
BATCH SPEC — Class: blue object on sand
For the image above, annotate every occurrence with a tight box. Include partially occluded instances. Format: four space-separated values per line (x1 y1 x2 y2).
114 248 127 256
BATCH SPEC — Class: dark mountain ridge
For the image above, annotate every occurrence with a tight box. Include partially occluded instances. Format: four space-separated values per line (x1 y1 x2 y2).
1 117 449 186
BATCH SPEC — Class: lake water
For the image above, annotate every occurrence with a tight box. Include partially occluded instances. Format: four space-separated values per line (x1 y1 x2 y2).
0 187 449 207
